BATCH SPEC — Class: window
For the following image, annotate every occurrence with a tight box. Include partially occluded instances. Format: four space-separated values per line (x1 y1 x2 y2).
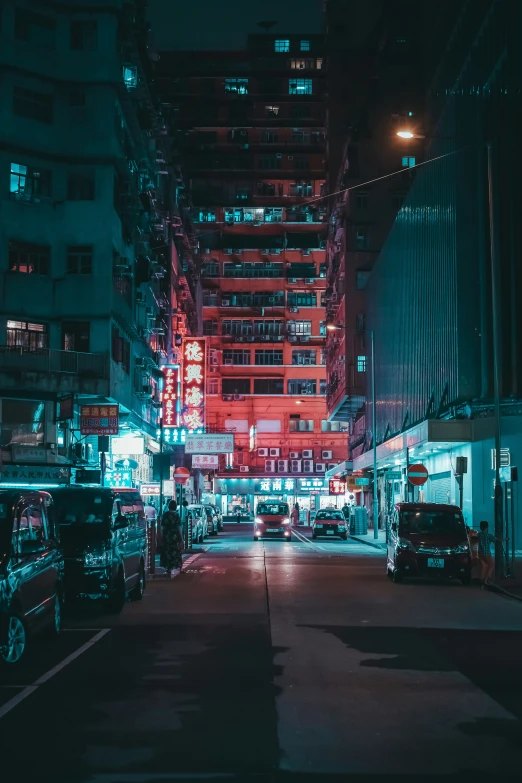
322 420 348 432
300 40 310 51
292 350 316 365
265 105 280 117
254 379 284 395
401 156 416 168
289 419 314 432
255 350 283 365
222 378 250 395
236 187 250 200
112 326 130 372
357 355 367 372
288 320 312 336
70 20 98 50
222 319 252 336
260 155 281 170
319 320 327 336
288 292 317 308
7 320 47 350
202 260 219 277
198 209 216 222
8 241 49 275
243 207 266 223
289 181 312 197
254 320 283 337
262 131 279 143
203 320 218 336
15 8 56 48
292 106 308 119
224 207 243 223
355 192 369 210
264 207 283 222
253 291 284 307
320 379 327 394
10 162 51 201
13 87 53 124
123 65 138 88
316 58 323 69
67 171 95 200
294 156 309 170
203 290 219 306
67 245 92 275
62 322 90 352
356 271 370 290
355 228 368 249
207 379 219 394
68 90 86 107
225 78 249 95
12 508 30 556
28 506 47 542
290 59 316 70
288 379 316 395
223 350 250 365
275 39 290 52
289 79 313 95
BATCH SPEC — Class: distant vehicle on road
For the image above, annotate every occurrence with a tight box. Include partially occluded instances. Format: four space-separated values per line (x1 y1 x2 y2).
209 504 223 531
254 501 291 541
312 509 348 540
387 502 471 584
0 489 63 665
187 504 211 542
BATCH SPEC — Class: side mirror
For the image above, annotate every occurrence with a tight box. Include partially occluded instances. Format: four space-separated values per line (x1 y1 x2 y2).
21 539 46 555
113 514 129 530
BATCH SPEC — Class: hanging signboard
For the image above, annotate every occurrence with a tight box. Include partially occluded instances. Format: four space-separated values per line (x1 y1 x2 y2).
0 465 71 484
80 405 119 436
162 365 181 430
104 469 132 488
329 479 347 495
185 433 234 454
182 338 206 431
140 483 160 496
192 454 219 468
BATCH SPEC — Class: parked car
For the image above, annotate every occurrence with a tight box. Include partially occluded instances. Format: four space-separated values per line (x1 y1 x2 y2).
312 509 348 540
187 505 209 542
0 489 64 665
254 501 291 541
51 486 147 612
387 502 472 584
209 504 223 531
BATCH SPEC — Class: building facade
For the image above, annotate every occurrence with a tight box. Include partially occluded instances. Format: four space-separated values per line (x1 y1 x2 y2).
0 0 198 490
158 34 347 516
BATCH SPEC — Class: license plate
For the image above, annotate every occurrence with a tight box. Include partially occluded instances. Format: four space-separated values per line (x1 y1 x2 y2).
327 530 334 535
427 558 444 568
267 528 280 533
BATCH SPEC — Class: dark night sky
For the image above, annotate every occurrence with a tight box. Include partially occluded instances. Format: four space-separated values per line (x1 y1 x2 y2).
147 0 324 50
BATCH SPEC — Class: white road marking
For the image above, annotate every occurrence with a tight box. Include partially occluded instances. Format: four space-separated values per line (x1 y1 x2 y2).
0 629 110 720
291 528 325 551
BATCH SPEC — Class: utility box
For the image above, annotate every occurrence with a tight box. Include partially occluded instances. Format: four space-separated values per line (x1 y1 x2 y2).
455 456 468 475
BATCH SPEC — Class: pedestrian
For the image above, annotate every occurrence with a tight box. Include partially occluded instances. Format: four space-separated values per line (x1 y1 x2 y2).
180 499 189 547
144 499 157 521
291 503 299 527
341 502 350 520
160 500 184 576
236 507 241 524
477 519 502 588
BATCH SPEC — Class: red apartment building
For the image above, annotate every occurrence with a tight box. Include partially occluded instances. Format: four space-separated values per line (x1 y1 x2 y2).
157 34 348 516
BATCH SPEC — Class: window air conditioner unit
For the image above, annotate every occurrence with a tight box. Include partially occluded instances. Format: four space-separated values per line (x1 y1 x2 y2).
210 351 219 365
269 447 280 457
288 155 294 160
290 459 302 473
288 336 297 342
224 359 233 365
322 450 333 459
265 459 277 473
315 462 326 472
302 449 313 459
223 394 234 401
233 394 245 401
289 451 300 459
303 459 314 472
268 297 275 303
305 278 314 284
302 249 311 256
221 299 231 306
258 448 269 457
277 459 289 472
289 306 299 313
240 465 250 473
276 153 282 159
289 278 297 283
224 248 233 254
327 463 337 471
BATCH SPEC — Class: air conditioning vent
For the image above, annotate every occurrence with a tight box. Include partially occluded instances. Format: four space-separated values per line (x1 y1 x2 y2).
290 459 302 473
210 350 219 365
223 394 234 401
258 448 269 457
233 394 245 401
277 459 289 472
327 463 337 470
240 465 250 473
315 463 326 472
289 451 300 459
305 278 314 284
221 299 231 307
289 278 297 283
224 359 233 365
302 449 313 459
322 450 333 459
269 447 280 457
303 459 314 472
265 459 276 473
289 306 299 313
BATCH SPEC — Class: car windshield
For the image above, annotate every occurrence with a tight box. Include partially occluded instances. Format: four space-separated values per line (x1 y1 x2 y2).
399 509 466 535
53 492 109 525
257 503 289 516
316 511 344 520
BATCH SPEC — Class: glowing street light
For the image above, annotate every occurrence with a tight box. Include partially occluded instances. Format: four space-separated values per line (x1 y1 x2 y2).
396 129 426 139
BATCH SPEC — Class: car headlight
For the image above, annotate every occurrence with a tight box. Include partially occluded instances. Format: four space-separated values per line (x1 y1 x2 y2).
398 538 416 552
255 517 263 525
455 542 470 554
84 551 111 567
282 518 290 524
338 525 345 530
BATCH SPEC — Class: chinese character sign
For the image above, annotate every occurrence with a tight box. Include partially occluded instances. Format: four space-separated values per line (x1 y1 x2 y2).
182 338 206 431
80 405 119 436
162 366 180 429
192 454 219 468
185 433 234 454
104 470 132 488
329 479 347 495
254 478 295 493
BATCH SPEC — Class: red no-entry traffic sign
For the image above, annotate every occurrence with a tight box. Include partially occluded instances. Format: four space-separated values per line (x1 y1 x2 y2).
407 463 429 486
173 466 190 484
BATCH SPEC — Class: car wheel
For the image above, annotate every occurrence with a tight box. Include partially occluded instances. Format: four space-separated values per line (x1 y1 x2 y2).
392 568 403 583
130 562 145 601
341 534 348 540
106 569 126 613
1 615 27 665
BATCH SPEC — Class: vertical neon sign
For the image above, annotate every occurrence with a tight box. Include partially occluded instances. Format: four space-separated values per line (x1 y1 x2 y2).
161 365 180 430
182 338 206 431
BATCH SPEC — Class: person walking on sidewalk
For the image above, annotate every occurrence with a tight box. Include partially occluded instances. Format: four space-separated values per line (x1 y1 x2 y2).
291 504 300 527
477 520 502 588
160 500 184 576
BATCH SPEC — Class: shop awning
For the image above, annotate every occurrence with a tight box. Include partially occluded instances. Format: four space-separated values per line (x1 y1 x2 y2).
325 460 352 480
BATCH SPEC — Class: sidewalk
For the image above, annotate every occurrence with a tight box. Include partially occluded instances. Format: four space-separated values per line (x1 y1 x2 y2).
488 552 522 601
349 529 387 550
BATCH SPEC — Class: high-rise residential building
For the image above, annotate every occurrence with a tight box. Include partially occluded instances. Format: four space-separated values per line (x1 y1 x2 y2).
157 34 348 516
0 0 198 488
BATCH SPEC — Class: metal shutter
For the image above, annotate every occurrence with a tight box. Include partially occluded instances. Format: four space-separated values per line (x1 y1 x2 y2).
429 471 452 504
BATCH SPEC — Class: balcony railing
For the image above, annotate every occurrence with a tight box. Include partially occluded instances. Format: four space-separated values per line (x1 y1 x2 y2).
0 346 109 379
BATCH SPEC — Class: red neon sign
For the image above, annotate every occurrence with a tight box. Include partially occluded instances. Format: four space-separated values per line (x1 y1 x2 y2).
162 366 179 428
182 338 206 430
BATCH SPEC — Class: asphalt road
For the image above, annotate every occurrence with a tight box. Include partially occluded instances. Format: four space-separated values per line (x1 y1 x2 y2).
1 524 522 783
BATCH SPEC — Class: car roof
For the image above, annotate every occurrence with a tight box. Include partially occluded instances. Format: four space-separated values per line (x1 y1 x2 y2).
0 488 51 503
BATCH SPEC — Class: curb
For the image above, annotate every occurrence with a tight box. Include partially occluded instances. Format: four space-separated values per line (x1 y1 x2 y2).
350 534 387 551
487 581 522 603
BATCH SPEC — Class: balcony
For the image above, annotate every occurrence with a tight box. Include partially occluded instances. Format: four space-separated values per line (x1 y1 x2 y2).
0 347 110 397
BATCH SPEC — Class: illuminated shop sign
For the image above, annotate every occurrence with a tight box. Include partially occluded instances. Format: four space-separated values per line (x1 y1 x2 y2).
182 338 206 430
329 479 347 495
104 470 132 488
255 478 295 493
298 478 327 490
156 426 204 445
80 405 119 436
162 365 181 430
185 433 234 454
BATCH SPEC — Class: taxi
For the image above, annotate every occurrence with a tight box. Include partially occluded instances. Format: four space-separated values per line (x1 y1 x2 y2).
254 501 291 541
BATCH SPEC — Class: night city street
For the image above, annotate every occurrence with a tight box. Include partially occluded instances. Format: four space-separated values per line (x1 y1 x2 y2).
1 525 522 782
